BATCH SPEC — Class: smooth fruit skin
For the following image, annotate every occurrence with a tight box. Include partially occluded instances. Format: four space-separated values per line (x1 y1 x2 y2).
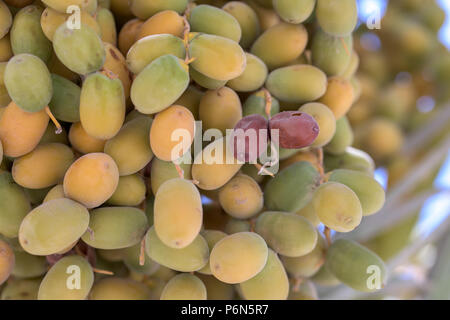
107 174 146 206
312 264 341 287
0 239 14 285
324 147 375 175
0 172 30 238
150 105 195 162
312 30 353 77
251 22 308 70
189 34 247 81
84 0 99 14
145 227 209 272
318 77 355 119
197 274 234 300
190 67 227 90
18 198 89 256
280 149 321 171
326 239 387 292
63 153 119 209
282 235 326 278
12 143 74 189
131 54 189 115
130 0 188 20
243 90 280 118
230 114 269 163
137 10 184 40
53 23 106 75
43 184 64 203
269 111 319 149
46 50 78 82
342 50 359 79
316 0 358 36
126 34 185 75
1 278 40 300
189 5 242 43
161 273 207 300
0 0 12 39
273 0 316 24
38 255 93 300
81 207 148 249
295 201 321 227
289 280 319 300
225 218 251 234
197 230 227 275
90 277 151 300
255 211 318 257
264 161 321 212
0 34 13 63
0 62 10 107
218 174 263 219
266 64 327 103
4 53 52 112
104 116 154 176
80 72 125 140
118 18 144 56
209 232 268 284
198 87 243 134
0 101 48 158
97 8 117 46
150 154 192 195
249 1 280 32
313 182 363 232
4 1 35 9
123 242 160 276
10 5 52 63
169 88 204 119
222 1 260 49
227 52 268 92
299 102 336 147
68 122 106 154
124 110 149 123
253 0 273 8
325 116 354 155
48 74 80 123
191 136 243 191
154 178 202 249
101 42 131 99
329 169 386 216
240 249 289 300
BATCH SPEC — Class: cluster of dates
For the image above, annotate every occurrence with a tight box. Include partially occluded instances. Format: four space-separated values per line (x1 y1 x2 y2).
0 0 392 300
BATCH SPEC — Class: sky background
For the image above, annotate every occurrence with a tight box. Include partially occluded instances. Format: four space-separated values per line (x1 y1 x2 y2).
438 0 450 47
358 0 450 237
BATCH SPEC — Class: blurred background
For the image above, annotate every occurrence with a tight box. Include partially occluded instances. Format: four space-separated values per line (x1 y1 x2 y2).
321 0 450 300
